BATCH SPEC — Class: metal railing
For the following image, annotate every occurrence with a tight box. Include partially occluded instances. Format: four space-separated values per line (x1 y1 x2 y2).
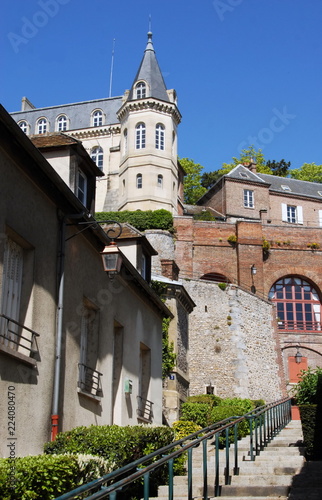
0 313 39 358
78 364 103 397
278 319 322 332
137 395 154 422
54 397 292 500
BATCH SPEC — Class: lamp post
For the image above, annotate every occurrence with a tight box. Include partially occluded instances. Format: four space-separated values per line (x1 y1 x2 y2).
251 264 257 275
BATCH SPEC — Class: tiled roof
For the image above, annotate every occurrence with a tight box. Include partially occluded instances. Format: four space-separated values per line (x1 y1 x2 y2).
31 133 80 148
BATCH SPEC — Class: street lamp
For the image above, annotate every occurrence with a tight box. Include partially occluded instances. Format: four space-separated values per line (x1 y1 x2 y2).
295 346 303 364
101 243 122 275
251 264 257 275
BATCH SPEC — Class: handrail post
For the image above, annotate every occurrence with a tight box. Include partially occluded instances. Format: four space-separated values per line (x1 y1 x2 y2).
214 433 220 497
233 422 239 475
202 439 208 500
168 458 174 500
143 471 150 500
248 416 255 461
225 427 230 485
188 447 193 500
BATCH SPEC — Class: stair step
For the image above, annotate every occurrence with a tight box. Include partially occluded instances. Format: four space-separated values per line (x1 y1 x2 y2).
220 485 290 497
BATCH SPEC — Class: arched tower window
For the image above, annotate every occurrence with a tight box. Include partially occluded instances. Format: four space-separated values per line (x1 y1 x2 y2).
90 147 104 170
92 110 103 127
18 120 28 134
136 173 142 189
157 174 163 187
37 118 48 134
155 123 165 150
269 277 322 331
135 123 146 149
135 82 146 99
123 129 128 155
57 115 68 131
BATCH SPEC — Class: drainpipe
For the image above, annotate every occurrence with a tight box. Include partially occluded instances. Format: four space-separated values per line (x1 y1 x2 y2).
51 213 85 441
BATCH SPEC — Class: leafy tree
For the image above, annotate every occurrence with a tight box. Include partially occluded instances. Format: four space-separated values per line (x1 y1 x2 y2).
290 163 322 183
180 157 207 204
266 159 291 177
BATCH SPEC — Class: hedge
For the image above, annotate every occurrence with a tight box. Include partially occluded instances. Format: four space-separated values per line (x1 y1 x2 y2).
0 453 110 500
95 209 174 232
299 405 322 460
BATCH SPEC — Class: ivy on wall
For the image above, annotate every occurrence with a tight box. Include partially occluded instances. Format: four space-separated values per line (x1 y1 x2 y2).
95 210 174 232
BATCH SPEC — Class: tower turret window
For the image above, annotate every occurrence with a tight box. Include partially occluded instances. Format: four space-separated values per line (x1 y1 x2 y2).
136 123 146 149
123 129 128 155
136 173 142 189
155 123 165 150
91 147 104 170
136 82 146 99
157 174 163 187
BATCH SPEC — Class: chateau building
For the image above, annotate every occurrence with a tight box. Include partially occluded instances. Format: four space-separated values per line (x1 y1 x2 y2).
10 32 185 216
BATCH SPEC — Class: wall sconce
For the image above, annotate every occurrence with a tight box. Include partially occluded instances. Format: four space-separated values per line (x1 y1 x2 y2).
251 265 257 275
101 243 122 276
295 346 303 364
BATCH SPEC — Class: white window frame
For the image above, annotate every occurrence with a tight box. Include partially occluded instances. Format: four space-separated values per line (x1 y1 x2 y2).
136 173 142 189
91 146 104 169
282 203 303 224
243 189 254 208
136 123 146 149
155 124 165 150
77 169 87 205
37 118 48 134
18 120 28 134
92 110 103 127
136 82 146 99
57 115 68 132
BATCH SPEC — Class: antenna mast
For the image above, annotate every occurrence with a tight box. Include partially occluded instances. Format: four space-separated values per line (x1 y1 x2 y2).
109 38 116 98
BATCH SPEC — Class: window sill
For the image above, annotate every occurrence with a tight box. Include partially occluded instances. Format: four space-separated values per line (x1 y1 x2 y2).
0 344 37 367
77 388 102 402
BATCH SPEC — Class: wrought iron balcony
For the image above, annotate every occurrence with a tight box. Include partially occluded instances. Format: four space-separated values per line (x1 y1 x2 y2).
78 363 103 397
0 313 40 360
278 319 322 332
136 395 154 422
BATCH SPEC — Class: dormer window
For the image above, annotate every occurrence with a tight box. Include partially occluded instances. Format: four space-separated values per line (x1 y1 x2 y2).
240 172 249 178
135 82 146 99
92 110 103 127
281 185 291 192
57 115 68 132
37 118 48 134
18 120 28 134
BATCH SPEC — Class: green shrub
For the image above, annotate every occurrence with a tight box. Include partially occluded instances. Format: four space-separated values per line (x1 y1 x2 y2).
252 399 265 408
211 404 251 446
293 367 322 404
180 403 213 428
218 398 254 414
193 211 216 221
218 282 227 291
172 420 202 440
95 210 174 232
299 404 322 460
0 453 108 499
185 394 222 407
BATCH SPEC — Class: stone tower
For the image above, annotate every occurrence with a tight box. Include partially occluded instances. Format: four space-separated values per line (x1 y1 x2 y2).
117 32 182 214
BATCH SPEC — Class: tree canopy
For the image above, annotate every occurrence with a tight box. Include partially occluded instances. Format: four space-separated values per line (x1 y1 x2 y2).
289 163 322 183
266 159 291 177
180 157 207 204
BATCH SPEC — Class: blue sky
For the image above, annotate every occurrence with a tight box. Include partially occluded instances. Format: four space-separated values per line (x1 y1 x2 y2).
2 0 322 173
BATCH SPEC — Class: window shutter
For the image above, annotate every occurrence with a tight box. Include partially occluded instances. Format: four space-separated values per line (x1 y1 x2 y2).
281 203 288 222
297 205 303 224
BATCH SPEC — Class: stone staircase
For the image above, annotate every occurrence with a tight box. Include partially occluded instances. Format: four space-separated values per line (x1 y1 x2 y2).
150 420 322 499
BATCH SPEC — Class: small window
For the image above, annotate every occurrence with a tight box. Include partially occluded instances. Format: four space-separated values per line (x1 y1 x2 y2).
57 115 68 132
77 170 87 205
318 191 322 197
136 82 146 99
157 174 163 187
91 146 104 169
244 189 254 208
240 172 249 178
37 118 48 134
18 120 28 134
136 123 146 149
155 124 165 150
136 173 142 189
123 129 128 155
122 179 125 195
281 185 291 192
92 110 103 127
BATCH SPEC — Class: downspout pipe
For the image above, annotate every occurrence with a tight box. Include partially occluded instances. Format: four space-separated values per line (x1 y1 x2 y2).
51 212 85 441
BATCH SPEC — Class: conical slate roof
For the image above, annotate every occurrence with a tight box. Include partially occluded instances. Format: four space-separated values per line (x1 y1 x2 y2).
128 32 170 102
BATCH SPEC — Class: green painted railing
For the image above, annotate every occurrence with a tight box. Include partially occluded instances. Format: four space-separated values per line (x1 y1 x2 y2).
55 397 292 500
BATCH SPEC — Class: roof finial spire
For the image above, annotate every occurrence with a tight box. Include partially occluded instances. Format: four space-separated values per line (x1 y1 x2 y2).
149 14 152 33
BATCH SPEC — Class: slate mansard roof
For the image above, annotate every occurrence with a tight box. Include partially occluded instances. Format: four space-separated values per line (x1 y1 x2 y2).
10 96 123 132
